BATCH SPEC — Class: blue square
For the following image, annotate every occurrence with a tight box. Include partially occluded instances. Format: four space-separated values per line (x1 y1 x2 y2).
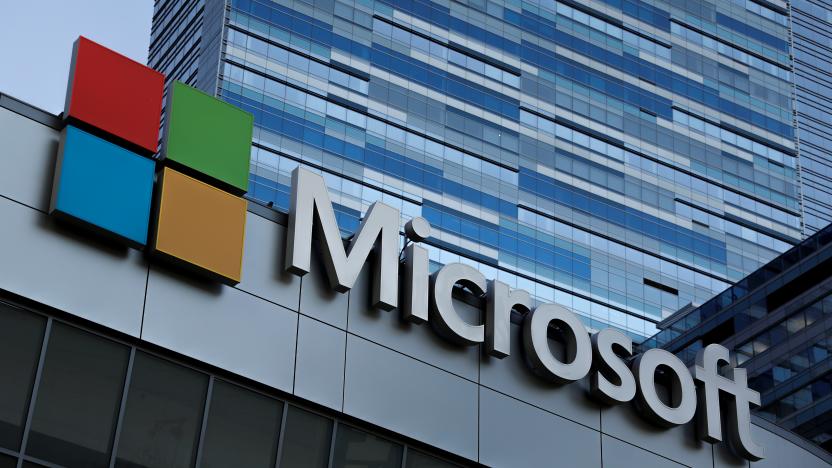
50 126 155 247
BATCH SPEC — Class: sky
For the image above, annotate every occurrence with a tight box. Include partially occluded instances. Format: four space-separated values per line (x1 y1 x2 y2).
0 1 153 114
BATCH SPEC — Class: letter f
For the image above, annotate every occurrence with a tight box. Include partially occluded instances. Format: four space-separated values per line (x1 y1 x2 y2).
692 344 765 461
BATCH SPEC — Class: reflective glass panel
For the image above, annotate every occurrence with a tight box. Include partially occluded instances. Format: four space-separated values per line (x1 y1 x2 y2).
332 425 402 468
278 406 332 468
406 449 459 468
200 380 282 468
0 303 45 451
27 323 129 467
115 353 207 468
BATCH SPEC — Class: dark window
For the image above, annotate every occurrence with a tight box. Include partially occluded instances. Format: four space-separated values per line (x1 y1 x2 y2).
332 425 402 468
279 406 333 468
0 454 15 468
0 304 45 451
406 449 459 468
199 380 282 468
115 353 208 468
26 323 129 467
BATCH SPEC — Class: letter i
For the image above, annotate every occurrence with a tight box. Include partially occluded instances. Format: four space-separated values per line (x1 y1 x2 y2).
403 217 431 323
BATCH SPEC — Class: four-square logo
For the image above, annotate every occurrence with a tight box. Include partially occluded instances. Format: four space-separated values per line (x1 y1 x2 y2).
50 36 253 285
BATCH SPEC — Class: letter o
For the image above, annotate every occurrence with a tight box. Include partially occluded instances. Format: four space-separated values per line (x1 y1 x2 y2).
632 349 696 427
522 303 592 383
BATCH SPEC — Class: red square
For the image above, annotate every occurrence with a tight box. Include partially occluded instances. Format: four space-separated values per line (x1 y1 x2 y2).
64 36 165 154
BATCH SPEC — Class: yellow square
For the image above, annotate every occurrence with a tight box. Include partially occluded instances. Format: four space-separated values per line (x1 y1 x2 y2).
152 167 246 284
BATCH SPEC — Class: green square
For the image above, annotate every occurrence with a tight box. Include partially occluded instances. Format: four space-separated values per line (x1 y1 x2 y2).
163 81 253 194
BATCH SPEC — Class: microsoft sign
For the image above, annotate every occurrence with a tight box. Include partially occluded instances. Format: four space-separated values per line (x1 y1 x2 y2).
284 166 765 462
49 37 765 462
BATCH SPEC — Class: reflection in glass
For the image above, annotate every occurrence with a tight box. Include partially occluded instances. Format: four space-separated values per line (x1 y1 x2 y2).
26 323 129 467
406 449 459 468
115 353 207 468
200 380 282 468
279 406 332 468
0 303 45 451
332 425 402 468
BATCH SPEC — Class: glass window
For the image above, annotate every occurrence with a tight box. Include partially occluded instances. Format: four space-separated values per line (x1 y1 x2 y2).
405 449 459 468
26 323 130 467
332 425 402 468
278 406 332 468
0 454 15 468
200 380 282 468
115 353 208 468
0 304 45 451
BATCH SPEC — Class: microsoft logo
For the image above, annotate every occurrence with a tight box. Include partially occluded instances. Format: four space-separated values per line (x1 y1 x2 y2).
50 37 253 285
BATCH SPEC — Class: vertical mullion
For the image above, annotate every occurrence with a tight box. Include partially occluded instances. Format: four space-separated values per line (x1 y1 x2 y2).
274 403 289 468
400 446 408 468
16 318 53 468
108 347 136 468
193 376 215 468
326 420 339 468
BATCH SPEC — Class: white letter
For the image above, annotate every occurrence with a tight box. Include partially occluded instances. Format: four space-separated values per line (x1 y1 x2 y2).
285 167 400 310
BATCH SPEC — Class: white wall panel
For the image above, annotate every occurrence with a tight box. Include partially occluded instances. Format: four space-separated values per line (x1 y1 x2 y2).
0 197 147 336
143 265 297 392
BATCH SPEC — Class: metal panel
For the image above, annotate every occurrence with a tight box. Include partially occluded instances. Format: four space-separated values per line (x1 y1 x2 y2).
294 316 346 411
142 265 297 392
601 435 684 468
51 125 155 247
0 107 60 211
0 197 147 336
347 269 480 381
342 335 478 460
235 214 301 312
298 252 349 329
480 322 601 429
162 81 253 194
64 36 164 155
750 424 829 468
478 387 601 467
151 167 247 284
714 439 750 468
600 402 713 468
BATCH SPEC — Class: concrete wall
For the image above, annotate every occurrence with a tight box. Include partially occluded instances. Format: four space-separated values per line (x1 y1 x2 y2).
1 102 830 467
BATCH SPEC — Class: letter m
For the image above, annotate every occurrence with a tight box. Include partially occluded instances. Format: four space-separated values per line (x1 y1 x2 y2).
285 167 401 311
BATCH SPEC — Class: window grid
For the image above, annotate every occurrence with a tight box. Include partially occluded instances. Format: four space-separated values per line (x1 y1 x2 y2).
0 300 464 468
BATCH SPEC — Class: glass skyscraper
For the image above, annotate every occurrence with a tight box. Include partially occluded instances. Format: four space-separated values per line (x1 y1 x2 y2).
792 0 832 234
150 0 802 343
645 221 832 451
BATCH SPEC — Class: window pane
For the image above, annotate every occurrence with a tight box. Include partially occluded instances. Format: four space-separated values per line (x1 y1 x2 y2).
0 454 15 468
406 449 459 468
0 303 45 451
278 406 332 468
26 323 129 467
200 380 282 468
115 353 208 468
332 425 402 468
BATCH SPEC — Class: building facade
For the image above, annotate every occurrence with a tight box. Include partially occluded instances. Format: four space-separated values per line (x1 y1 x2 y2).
791 0 832 234
149 0 802 346
0 0 830 465
646 221 832 453
0 92 829 467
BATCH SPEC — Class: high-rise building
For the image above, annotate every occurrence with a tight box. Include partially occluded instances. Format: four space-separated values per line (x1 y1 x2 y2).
1 0 831 463
791 0 832 234
149 0 801 345
645 221 832 452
